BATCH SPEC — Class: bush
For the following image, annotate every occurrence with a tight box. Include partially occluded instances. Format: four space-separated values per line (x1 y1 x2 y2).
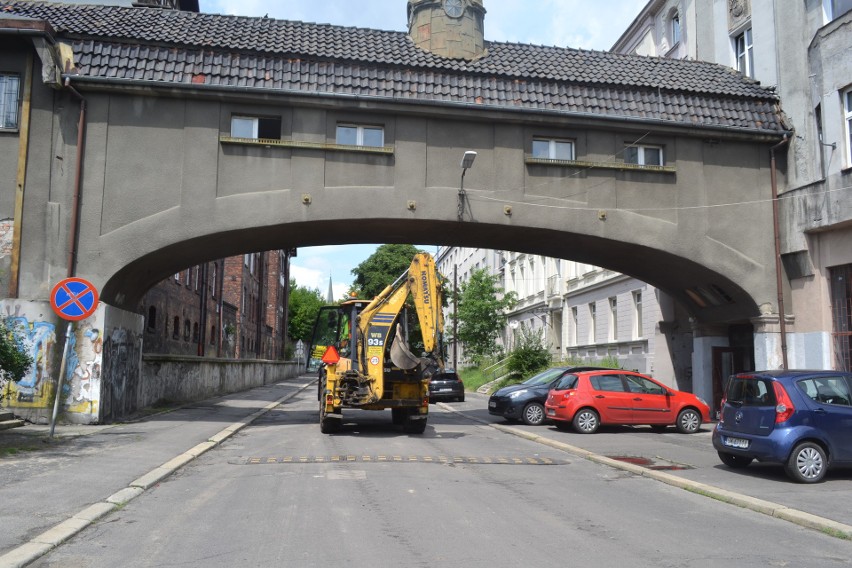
0 319 33 401
506 326 550 378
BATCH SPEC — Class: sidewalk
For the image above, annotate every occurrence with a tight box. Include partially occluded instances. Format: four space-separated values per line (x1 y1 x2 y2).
0 376 315 568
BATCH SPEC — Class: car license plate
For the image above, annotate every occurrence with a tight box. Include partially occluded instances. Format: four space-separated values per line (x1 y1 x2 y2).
723 436 749 449
547 408 555 416
439 388 452 392
489 401 496 408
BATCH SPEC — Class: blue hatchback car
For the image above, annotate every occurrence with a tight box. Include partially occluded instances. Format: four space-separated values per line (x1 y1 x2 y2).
713 370 852 483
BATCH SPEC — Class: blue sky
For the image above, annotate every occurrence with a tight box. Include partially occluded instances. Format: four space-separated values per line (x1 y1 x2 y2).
199 0 648 297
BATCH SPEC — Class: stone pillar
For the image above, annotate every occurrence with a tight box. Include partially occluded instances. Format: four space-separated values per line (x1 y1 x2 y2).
751 313 800 371
690 322 728 403
1 299 143 424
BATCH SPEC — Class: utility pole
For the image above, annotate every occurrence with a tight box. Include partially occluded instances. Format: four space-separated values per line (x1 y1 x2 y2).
453 263 458 371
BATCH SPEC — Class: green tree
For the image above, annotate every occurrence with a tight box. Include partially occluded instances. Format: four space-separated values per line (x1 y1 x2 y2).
453 268 517 364
349 244 424 299
1 319 33 400
288 279 326 342
507 324 551 377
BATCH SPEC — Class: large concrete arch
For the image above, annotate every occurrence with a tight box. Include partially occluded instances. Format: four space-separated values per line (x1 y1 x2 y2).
0 1 791 424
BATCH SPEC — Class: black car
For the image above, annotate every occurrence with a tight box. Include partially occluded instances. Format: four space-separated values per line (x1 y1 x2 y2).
429 370 465 402
488 366 609 425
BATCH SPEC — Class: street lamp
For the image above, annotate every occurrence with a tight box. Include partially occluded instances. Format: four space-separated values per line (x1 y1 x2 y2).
458 151 477 221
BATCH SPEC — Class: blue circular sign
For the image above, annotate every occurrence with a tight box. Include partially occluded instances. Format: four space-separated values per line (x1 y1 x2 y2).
51 278 100 321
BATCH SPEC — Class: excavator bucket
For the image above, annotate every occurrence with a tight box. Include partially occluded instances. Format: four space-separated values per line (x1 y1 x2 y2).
389 324 420 370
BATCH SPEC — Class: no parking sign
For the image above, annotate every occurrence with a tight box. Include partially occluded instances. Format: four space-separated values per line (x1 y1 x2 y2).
50 277 99 321
48 277 100 436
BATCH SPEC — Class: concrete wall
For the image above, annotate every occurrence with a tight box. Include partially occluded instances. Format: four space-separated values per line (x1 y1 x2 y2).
140 355 301 409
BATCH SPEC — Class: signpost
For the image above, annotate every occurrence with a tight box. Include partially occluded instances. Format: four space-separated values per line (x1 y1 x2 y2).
49 277 99 437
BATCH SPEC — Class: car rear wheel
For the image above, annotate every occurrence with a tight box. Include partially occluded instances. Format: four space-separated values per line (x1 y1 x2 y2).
717 451 753 469
675 408 701 434
785 442 827 483
572 408 600 434
522 402 546 426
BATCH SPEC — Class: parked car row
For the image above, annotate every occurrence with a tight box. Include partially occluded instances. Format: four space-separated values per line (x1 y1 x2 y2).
488 366 711 434
486 365 852 483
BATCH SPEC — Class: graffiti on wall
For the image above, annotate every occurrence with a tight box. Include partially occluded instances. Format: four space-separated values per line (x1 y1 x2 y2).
65 325 103 416
101 326 143 421
2 303 103 420
2 307 56 408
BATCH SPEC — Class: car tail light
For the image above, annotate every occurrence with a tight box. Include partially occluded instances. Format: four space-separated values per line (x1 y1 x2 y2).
562 390 575 401
772 382 795 423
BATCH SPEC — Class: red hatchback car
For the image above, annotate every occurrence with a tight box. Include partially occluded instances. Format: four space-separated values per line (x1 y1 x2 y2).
544 369 711 434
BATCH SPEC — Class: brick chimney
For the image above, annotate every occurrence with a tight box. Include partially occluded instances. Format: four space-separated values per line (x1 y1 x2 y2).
407 0 486 60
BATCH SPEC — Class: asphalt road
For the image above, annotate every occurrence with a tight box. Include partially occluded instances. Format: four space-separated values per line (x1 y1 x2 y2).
27 387 852 568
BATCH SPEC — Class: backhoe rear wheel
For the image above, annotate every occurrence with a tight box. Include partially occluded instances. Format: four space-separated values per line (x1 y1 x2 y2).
320 399 342 434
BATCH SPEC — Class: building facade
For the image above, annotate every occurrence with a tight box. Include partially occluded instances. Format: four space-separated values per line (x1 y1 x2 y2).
614 0 852 372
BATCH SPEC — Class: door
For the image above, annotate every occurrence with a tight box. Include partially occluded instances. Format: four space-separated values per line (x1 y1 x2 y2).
713 347 749 418
624 373 672 425
588 373 633 423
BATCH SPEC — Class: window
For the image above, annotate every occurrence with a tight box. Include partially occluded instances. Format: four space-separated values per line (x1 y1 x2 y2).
588 302 597 344
570 306 578 347
336 124 384 147
633 291 644 339
531 138 575 160
825 0 852 22
734 27 753 78
798 377 851 406
670 13 681 46
0 74 20 129
590 374 627 392
844 88 852 168
184 319 191 341
146 306 157 332
830 264 852 371
609 297 618 342
625 374 666 395
172 316 180 339
210 325 217 345
230 115 281 139
624 144 663 166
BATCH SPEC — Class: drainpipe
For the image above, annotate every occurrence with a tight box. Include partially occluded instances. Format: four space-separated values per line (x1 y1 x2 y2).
770 134 790 370
64 78 87 278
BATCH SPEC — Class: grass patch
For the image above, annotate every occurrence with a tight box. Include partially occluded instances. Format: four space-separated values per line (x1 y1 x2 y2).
1 445 41 457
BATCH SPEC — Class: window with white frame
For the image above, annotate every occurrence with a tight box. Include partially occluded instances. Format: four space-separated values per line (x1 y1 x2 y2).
531 138 575 160
0 74 20 129
632 291 643 339
230 115 281 139
670 12 681 46
844 87 852 167
609 297 618 342
336 124 384 147
734 27 753 78
624 144 663 166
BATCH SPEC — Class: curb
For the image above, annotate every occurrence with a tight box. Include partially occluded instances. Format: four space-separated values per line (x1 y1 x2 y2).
437 402 852 541
0 380 314 568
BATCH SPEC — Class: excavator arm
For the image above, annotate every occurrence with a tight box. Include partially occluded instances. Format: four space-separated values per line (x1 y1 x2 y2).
335 253 445 407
